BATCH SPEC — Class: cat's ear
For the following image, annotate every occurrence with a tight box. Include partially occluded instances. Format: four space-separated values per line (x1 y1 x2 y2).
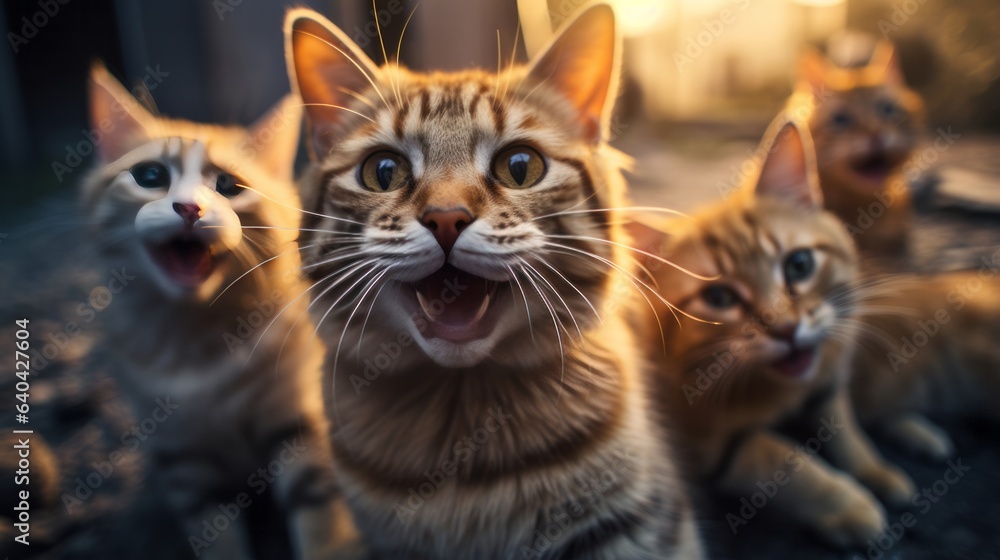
247 95 302 178
870 41 905 87
754 119 822 210
285 8 380 159
796 47 828 95
624 214 671 254
88 61 154 162
526 3 620 143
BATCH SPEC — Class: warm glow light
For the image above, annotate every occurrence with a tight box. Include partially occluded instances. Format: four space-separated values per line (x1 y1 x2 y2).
611 0 669 37
791 0 845 6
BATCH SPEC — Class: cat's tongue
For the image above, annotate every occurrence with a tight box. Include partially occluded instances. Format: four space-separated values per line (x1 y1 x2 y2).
772 347 817 379
148 237 214 288
414 265 495 342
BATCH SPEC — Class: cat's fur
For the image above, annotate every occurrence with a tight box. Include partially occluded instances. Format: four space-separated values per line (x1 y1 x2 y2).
791 41 924 260
849 269 1000 460
629 118 914 548
285 5 702 559
81 63 344 559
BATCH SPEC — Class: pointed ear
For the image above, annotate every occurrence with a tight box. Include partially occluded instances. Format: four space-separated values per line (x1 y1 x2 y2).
624 214 671 254
870 41 905 87
88 61 154 162
525 3 620 143
754 119 822 210
796 47 828 95
284 8 381 159
247 95 302 178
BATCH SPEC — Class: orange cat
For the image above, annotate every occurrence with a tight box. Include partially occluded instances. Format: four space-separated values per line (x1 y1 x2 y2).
630 118 914 548
792 41 925 260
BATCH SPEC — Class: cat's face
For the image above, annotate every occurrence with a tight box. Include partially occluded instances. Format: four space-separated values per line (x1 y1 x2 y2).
82 64 302 302
286 6 622 368
634 122 857 383
799 42 925 191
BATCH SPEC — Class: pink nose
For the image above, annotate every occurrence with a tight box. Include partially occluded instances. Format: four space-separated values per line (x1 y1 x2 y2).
173 202 203 226
420 208 474 257
768 321 799 344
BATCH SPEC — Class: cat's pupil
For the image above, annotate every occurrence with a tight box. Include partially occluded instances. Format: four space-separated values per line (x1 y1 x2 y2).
131 161 170 189
876 99 898 119
783 249 815 283
831 111 852 130
215 173 243 198
508 153 530 186
376 158 397 191
702 285 739 309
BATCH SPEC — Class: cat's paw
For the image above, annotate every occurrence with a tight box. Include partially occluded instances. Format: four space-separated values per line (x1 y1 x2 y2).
886 415 955 461
857 463 916 508
814 476 887 548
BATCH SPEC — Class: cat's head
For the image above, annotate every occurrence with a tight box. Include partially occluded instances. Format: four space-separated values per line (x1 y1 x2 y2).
285 5 624 368
798 41 924 191
81 63 303 302
630 119 857 383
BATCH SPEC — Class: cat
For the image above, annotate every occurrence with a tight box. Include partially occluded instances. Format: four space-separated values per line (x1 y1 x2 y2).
791 41 925 261
284 4 703 559
849 268 1000 461
81 62 345 559
627 117 915 548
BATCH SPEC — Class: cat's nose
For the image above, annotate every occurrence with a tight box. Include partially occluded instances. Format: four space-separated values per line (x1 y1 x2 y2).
173 202 203 226
768 321 799 345
420 207 475 257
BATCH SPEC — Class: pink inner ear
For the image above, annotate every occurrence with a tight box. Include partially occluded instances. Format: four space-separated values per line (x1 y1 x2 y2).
754 122 821 210
88 68 151 162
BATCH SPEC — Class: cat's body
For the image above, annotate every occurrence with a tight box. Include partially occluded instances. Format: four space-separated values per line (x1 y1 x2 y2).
791 42 924 260
82 64 343 559
630 119 914 548
850 269 1000 460
285 5 702 559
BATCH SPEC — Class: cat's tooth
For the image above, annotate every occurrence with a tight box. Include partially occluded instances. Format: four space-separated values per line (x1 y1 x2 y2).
416 291 437 319
472 294 490 323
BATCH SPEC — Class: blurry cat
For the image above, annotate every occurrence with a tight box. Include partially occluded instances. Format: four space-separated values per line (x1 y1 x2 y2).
285 5 703 559
792 41 925 260
629 118 914 548
850 269 1000 461
81 63 343 559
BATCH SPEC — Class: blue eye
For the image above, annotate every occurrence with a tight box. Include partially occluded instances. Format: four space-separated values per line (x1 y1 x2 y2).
783 249 815 283
130 161 170 188
701 285 740 309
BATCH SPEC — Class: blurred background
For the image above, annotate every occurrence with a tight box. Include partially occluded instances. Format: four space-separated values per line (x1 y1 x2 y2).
1 0 999 558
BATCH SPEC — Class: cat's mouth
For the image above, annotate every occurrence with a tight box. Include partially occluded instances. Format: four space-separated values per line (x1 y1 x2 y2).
146 236 216 288
405 264 506 343
771 346 817 379
850 151 903 184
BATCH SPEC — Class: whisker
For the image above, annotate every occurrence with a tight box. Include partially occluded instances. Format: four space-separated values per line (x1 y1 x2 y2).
212 242 322 306
294 30 392 112
549 234 718 281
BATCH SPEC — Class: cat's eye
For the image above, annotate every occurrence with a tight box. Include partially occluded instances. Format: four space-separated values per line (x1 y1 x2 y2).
493 146 546 189
830 111 853 130
130 161 170 189
701 285 740 310
875 99 900 120
783 249 815 283
360 151 411 192
215 172 244 198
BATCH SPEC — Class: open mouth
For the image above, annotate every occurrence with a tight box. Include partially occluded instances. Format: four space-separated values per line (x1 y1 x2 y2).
850 151 901 183
407 264 506 343
771 346 817 379
146 236 215 288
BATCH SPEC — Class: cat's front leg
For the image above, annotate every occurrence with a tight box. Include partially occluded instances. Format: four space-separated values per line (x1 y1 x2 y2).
718 430 887 548
882 413 955 461
814 391 916 507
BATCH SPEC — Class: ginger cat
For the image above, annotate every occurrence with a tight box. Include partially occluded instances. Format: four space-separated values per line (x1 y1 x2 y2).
81 63 343 559
792 41 925 260
284 4 703 559
630 118 914 548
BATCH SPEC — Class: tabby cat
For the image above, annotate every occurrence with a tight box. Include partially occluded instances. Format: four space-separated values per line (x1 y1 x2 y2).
850 268 1000 460
792 41 925 259
82 63 343 559
285 5 703 559
629 118 915 548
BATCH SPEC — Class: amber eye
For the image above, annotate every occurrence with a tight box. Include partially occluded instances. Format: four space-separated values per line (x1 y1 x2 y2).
215 172 244 198
492 146 546 189
360 152 411 192
701 285 740 310
130 161 170 188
